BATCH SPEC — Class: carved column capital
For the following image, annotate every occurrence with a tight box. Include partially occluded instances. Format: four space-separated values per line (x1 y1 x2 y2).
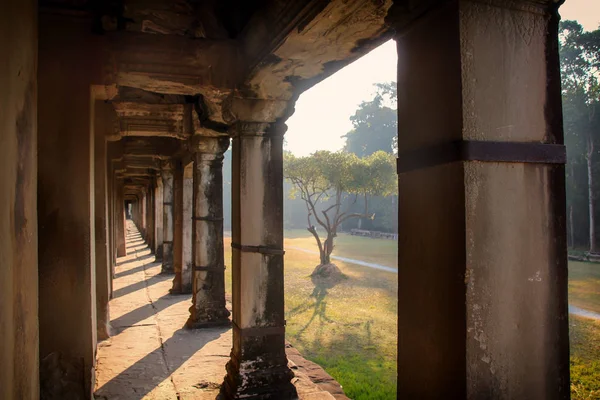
229 121 287 138
189 135 230 159
160 159 174 172
222 96 291 124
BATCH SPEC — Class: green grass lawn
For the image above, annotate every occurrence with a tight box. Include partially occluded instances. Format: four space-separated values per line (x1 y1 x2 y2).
571 316 600 399
224 232 600 399
570 261 600 314
284 228 397 268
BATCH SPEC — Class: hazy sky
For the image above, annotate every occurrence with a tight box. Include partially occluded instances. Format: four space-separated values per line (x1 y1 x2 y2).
285 0 600 156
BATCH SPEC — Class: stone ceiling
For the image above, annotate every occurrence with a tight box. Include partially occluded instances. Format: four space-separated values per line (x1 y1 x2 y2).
41 0 401 195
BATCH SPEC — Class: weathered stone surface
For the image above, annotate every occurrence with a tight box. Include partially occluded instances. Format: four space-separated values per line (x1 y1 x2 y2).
394 1 569 398
0 1 38 398
187 136 230 328
95 221 345 400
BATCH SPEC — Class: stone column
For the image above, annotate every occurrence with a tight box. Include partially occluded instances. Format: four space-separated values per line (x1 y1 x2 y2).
155 174 164 260
182 162 194 293
391 1 569 398
171 160 185 292
146 182 154 251
161 160 175 273
223 121 296 398
116 176 126 257
38 13 105 397
186 136 230 328
0 0 38 397
94 103 111 341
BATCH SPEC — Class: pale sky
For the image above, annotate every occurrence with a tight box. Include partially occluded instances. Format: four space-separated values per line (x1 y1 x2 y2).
285 1 600 156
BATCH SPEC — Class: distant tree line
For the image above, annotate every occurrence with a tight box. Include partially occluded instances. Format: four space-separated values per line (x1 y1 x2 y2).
283 82 398 236
560 21 600 252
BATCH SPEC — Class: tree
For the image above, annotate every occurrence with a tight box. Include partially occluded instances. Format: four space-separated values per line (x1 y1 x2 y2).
560 21 600 252
284 151 396 272
342 82 398 157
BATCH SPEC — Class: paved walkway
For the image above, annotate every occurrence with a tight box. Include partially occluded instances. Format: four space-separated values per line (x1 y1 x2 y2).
94 221 345 400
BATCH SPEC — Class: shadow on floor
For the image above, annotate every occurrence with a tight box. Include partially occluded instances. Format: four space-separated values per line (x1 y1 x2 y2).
94 327 228 400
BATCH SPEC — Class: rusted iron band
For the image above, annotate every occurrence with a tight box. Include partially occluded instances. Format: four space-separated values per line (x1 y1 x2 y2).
232 321 286 338
397 140 566 174
193 265 225 272
192 216 224 222
231 242 285 255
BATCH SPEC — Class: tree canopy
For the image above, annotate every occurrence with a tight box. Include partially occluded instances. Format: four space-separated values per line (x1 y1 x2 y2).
342 82 398 157
284 150 396 267
560 20 600 251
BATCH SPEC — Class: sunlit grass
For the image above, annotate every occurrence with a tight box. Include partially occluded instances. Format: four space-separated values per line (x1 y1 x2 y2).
285 228 397 268
224 232 398 399
222 234 600 399
570 316 600 399
569 261 600 314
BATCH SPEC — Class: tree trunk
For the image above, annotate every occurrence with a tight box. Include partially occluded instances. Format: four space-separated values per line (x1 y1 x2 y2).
321 233 334 265
588 137 597 253
569 204 574 249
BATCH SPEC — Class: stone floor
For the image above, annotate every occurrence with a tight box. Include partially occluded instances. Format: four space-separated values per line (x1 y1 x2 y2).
94 221 347 400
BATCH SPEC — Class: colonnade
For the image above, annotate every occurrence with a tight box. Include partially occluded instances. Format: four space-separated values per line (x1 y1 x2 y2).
0 0 572 399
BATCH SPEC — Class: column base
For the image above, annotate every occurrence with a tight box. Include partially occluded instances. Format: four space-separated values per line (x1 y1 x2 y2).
161 264 174 274
186 307 231 329
221 360 297 400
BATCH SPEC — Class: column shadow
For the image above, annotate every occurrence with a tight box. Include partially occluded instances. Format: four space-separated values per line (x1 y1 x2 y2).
94 327 228 400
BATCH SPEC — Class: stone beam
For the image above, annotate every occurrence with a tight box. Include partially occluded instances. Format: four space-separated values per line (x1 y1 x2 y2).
108 32 244 96
241 0 393 100
113 102 192 140
120 137 185 160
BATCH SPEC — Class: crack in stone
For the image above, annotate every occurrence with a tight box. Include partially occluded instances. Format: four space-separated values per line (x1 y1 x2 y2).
134 236 182 400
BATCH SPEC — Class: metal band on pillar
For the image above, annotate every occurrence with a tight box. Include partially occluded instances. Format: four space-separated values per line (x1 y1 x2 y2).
192 216 223 222
193 265 225 271
231 320 286 338
231 242 286 256
397 140 567 174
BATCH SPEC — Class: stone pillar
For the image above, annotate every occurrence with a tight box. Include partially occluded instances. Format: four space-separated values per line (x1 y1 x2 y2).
94 102 112 341
116 177 126 257
161 160 175 273
155 174 164 260
186 136 230 328
38 13 104 397
0 0 38 397
148 181 155 251
391 1 569 398
223 121 296 398
171 160 185 292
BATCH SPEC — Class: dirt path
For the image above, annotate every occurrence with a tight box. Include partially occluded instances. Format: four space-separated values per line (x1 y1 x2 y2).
286 246 398 273
569 305 600 321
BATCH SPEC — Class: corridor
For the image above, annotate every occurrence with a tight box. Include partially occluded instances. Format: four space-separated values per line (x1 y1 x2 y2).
94 221 346 400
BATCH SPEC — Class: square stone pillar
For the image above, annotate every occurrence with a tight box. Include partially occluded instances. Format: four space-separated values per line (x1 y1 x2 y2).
222 122 296 399
182 162 194 292
38 13 105 397
186 136 230 328
391 1 569 398
155 174 164 260
0 0 38 397
94 102 112 341
171 159 185 292
116 177 126 257
161 160 175 273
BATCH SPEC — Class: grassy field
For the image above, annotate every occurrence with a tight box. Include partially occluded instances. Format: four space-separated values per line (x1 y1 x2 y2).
224 232 600 399
570 261 600 314
284 229 397 268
